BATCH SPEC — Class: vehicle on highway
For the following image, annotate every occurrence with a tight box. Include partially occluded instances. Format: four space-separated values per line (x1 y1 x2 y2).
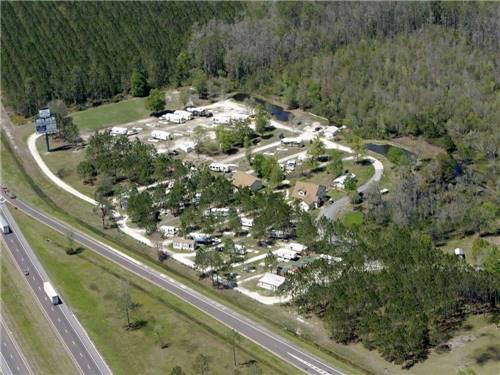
23 268 29 276
0 214 11 234
43 281 60 305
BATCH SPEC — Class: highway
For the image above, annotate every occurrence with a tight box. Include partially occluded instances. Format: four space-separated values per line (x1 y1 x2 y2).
1 196 348 375
0 204 112 375
0 321 32 375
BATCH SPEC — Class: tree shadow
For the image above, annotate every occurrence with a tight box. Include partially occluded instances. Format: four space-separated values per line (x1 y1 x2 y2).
50 144 73 152
475 346 500 366
128 319 148 331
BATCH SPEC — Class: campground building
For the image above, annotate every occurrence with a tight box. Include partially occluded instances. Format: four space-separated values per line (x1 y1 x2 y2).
257 273 286 292
232 171 263 192
292 181 327 210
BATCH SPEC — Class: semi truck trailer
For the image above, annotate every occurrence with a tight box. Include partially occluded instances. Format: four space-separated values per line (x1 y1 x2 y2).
0 214 10 234
43 281 60 305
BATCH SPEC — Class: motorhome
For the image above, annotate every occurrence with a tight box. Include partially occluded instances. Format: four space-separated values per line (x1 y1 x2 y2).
110 126 128 136
209 163 233 173
173 110 193 121
151 130 172 141
281 137 304 147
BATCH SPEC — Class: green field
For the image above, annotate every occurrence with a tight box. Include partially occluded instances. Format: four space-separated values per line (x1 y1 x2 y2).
342 211 363 227
1 246 79 375
10 209 298 375
71 97 150 131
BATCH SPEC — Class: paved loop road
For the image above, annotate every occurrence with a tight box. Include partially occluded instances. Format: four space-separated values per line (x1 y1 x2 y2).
2 197 348 375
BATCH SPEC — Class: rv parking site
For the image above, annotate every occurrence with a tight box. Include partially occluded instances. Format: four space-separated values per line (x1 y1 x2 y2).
31 95 383 308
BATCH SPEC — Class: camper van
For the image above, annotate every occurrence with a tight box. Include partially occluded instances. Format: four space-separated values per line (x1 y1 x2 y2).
151 130 172 141
213 115 232 125
163 113 185 124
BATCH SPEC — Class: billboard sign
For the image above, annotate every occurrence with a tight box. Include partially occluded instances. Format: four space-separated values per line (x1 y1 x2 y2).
35 109 58 134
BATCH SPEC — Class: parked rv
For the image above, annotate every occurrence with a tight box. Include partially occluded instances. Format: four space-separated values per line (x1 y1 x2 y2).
151 130 172 141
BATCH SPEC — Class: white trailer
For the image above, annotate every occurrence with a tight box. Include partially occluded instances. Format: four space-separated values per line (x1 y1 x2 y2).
160 225 178 237
43 281 60 305
213 115 232 125
0 214 10 234
209 163 233 173
281 137 304 147
173 110 193 121
151 130 172 141
241 217 254 228
110 126 128 136
163 113 185 124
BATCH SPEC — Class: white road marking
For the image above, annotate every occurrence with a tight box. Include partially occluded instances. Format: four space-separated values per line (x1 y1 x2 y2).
287 352 338 375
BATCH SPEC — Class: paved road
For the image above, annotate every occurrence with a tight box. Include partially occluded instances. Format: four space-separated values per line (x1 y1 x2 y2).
0 321 32 375
0 205 112 375
2 197 348 375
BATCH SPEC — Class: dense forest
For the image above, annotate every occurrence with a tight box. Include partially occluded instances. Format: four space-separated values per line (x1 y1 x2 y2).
0 1 242 115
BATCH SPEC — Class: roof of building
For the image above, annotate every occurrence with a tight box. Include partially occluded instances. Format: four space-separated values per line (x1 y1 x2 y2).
292 181 324 205
232 171 261 188
258 272 286 287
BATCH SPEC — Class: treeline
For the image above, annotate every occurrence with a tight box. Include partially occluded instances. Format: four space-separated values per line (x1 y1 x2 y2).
286 222 499 367
186 2 499 165
0 1 242 115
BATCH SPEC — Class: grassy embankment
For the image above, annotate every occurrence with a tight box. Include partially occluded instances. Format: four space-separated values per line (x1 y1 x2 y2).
9 208 298 375
1 245 79 375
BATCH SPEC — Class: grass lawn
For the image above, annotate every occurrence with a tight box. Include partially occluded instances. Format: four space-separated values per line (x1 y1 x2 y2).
36 137 95 197
1 246 79 375
10 209 298 375
342 211 363 227
71 97 150 131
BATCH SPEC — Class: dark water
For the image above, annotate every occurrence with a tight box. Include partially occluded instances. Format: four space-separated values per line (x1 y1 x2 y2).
366 143 414 159
233 93 291 122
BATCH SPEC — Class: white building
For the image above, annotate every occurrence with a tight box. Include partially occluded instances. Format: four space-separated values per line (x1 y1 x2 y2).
275 248 299 261
257 273 286 291
323 126 340 138
287 242 307 253
151 130 172 141
110 126 128 136
172 237 196 251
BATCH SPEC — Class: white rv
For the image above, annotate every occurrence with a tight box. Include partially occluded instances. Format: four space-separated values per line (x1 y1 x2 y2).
173 110 193 121
241 217 254 228
281 137 304 147
213 115 232 125
151 130 172 141
163 113 185 124
160 225 178 237
209 163 233 173
110 126 128 136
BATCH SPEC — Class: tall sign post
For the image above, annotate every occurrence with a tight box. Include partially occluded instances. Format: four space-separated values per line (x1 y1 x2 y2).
35 108 58 152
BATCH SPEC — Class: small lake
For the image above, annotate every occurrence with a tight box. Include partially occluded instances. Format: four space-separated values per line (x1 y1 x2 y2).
366 143 415 160
233 93 291 122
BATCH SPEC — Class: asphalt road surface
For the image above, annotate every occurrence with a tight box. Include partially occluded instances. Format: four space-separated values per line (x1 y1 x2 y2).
0 321 31 375
2 196 348 375
1 204 112 375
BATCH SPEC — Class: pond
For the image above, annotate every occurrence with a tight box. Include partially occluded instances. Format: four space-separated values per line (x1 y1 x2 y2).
366 143 415 161
233 93 291 122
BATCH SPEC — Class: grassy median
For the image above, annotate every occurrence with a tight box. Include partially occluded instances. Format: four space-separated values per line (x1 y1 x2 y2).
1 245 79 375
